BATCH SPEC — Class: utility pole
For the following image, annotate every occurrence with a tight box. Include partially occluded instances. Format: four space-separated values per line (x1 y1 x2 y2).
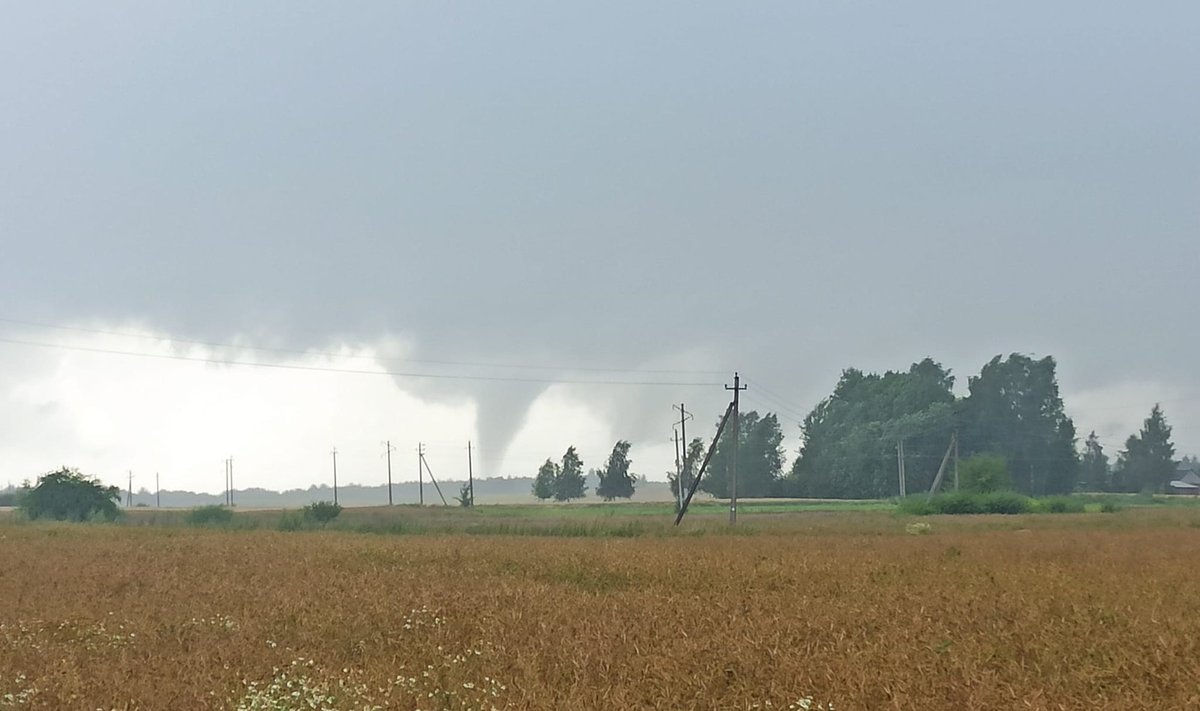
384 440 396 506
418 447 449 506
331 447 339 506
156 472 160 508
467 440 475 507
673 403 693 508
897 440 907 497
673 428 682 511
417 443 425 505
127 471 133 507
726 373 746 525
953 431 960 491
227 457 234 507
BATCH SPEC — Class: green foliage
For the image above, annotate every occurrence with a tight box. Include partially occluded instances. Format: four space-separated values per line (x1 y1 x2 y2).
959 454 1011 493
1100 501 1122 513
1080 431 1110 491
1037 496 1085 514
1112 405 1175 493
958 354 1079 495
789 359 956 498
186 505 234 526
302 501 342 525
595 440 636 501
0 489 22 507
554 446 587 502
21 467 121 522
900 491 1034 515
532 460 557 501
455 481 474 507
702 411 785 498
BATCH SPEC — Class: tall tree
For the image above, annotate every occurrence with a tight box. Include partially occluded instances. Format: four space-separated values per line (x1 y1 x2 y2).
701 411 784 498
596 440 636 501
1080 431 1110 491
788 359 956 498
532 459 557 500
1113 405 1175 492
554 446 587 501
958 354 1079 495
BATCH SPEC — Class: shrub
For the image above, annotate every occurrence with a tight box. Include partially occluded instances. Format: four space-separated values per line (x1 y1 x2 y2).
905 491 1033 516
186 505 234 526
983 491 1035 514
1038 496 1085 514
959 455 1011 493
303 501 342 525
21 467 121 522
1100 501 1122 513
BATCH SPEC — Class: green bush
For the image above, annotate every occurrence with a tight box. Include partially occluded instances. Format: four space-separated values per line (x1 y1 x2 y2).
1038 496 1085 514
1100 501 1122 513
186 505 234 526
959 454 1011 493
302 501 342 525
22 468 121 522
903 491 1033 516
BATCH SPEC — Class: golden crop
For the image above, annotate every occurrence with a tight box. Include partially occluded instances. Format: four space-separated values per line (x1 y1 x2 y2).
2 510 1199 710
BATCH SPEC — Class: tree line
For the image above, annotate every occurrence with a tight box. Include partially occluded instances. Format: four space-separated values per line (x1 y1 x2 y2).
665 354 1186 500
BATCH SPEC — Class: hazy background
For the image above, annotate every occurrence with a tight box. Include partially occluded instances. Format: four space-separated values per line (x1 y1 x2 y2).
2 2 1197 494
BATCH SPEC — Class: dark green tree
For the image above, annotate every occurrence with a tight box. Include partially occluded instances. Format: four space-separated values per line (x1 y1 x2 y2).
1112 405 1175 492
532 459 557 500
22 467 121 522
701 411 784 498
554 446 587 501
958 354 1079 495
788 359 956 498
1080 431 1110 491
595 440 636 500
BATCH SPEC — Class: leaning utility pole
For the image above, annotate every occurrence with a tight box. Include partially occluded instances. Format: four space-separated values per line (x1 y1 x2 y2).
467 440 475 507
331 447 339 506
726 373 746 525
897 440 907 497
675 400 736 525
418 448 449 506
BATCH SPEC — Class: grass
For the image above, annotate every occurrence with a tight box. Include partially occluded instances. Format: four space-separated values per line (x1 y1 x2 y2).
4 509 1200 709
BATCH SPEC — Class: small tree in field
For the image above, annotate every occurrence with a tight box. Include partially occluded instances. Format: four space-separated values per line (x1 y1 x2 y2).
596 440 637 501
554 446 587 501
302 501 342 525
456 481 473 507
532 459 557 500
22 467 121 521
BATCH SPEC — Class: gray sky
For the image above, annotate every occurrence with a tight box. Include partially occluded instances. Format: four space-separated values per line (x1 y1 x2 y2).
2 2 1198 493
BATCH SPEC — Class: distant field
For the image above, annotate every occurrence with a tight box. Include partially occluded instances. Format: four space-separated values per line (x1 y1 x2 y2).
3 506 1200 709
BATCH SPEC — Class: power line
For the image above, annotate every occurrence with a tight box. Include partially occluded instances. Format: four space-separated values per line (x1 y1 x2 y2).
0 336 723 387
0 317 726 377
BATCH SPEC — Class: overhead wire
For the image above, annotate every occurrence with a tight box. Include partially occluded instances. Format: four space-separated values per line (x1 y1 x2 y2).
0 336 723 387
0 316 727 377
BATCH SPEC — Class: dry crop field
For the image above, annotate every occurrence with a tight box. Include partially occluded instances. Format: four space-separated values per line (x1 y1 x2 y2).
2 510 1200 710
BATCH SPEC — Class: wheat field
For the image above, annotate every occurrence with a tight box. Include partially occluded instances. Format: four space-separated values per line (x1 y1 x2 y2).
2 510 1199 710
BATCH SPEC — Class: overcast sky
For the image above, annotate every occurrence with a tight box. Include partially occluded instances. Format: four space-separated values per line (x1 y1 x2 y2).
2 2 1197 494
